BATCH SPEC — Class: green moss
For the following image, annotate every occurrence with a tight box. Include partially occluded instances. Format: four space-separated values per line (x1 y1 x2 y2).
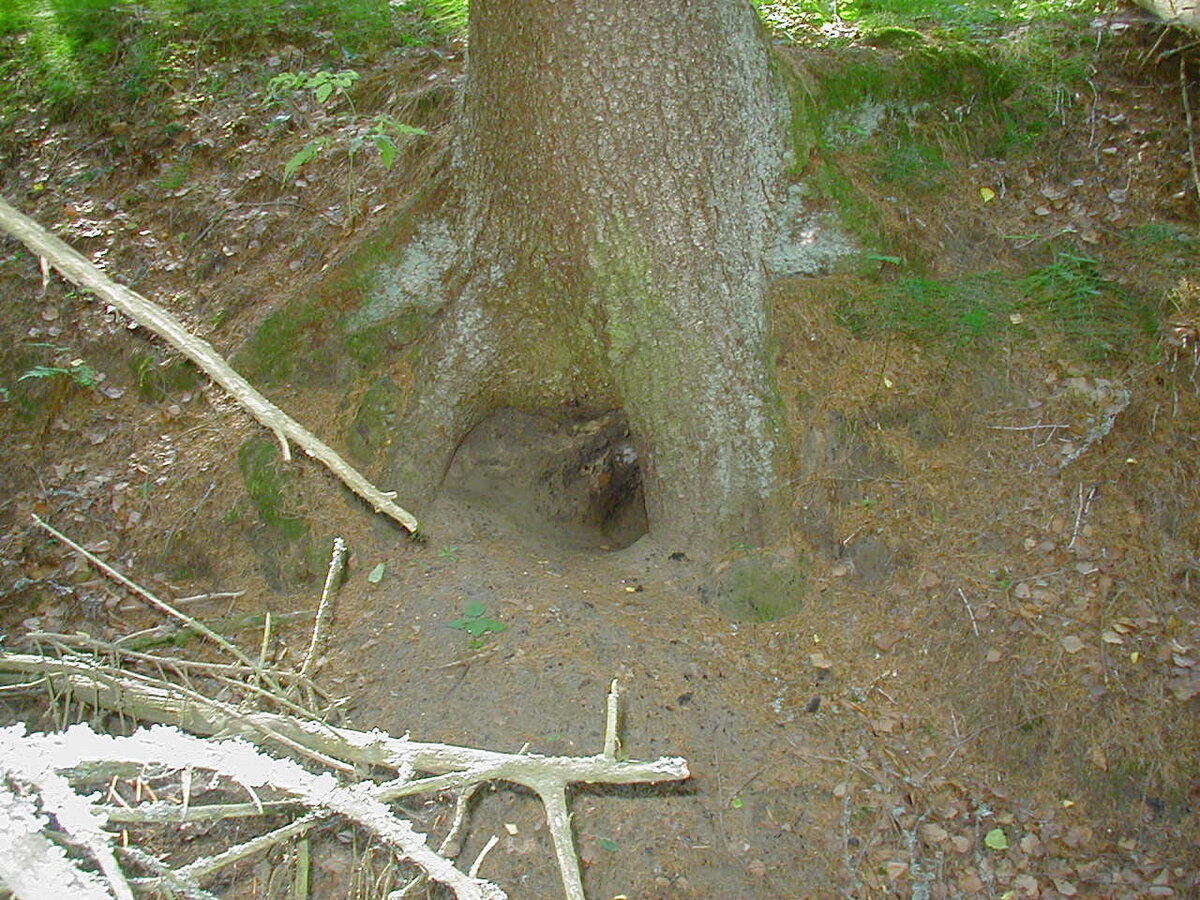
347 376 405 468
237 437 309 540
860 25 927 48
1126 222 1198 247
235 298 329 384
709 553 807 622
156 159 192 193
877 137 949 193
343 312 430 369
236 436 332 591
813 159 883 248
129 351 200 400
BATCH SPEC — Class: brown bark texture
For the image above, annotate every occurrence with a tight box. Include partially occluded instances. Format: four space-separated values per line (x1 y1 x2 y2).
388 0 791 551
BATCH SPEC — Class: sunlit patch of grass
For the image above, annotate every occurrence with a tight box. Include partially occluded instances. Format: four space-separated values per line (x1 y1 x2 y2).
0 0 468 119
755 0 1097 41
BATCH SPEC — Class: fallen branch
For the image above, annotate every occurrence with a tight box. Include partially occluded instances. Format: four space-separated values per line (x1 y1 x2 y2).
0 195 418 535
32 514 278 691
300 536 346 682
1 723 505 900
0 651 691 900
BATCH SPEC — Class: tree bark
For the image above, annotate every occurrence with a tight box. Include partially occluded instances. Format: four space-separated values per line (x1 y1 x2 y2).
389 0 790 552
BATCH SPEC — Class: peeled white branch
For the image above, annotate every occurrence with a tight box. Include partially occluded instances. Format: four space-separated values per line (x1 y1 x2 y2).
0 196 418 534
0 724 503 900
0 651 691 900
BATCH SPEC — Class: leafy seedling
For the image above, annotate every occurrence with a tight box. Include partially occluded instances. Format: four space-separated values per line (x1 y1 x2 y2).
19 360 100 390
449 601 506 640
438 545 461 560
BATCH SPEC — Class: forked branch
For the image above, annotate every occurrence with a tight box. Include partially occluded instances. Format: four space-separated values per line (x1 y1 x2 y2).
0 652 690 900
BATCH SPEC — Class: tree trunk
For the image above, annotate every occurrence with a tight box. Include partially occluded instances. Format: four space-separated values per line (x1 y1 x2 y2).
389 0 790 553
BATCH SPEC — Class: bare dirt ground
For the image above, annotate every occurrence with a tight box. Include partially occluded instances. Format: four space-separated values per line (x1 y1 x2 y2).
1 10 1199 900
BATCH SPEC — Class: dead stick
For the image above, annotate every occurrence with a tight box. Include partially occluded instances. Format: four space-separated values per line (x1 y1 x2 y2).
0 196 418 534
32 515 287 699
300 537 346 681
1184 59 1200 207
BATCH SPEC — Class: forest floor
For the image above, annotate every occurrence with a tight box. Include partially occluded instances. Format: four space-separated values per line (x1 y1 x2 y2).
1 5 1199 900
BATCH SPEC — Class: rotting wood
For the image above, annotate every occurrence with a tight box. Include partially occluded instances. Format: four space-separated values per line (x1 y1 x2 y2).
0 195 419 535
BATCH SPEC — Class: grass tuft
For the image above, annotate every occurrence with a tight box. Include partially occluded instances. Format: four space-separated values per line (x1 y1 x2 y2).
835 253 1159 362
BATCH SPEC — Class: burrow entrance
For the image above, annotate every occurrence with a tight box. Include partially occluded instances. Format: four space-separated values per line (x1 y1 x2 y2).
443 408 648 551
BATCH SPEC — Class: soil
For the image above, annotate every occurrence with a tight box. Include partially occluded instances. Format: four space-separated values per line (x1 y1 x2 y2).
1 9 1199 900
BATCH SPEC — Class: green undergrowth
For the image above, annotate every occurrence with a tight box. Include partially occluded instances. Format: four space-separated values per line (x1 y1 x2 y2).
237 437 309 540
236 436 330 590
0 0 467 120
780 3 1094 253
755 0 1094 43
835 252 1160 363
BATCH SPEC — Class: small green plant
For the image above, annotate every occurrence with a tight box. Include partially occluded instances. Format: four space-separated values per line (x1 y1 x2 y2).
449 601 506 646
271 69 428 182
269 68 360 108
438 545 461 560
353 114 428 170
18 360 99 390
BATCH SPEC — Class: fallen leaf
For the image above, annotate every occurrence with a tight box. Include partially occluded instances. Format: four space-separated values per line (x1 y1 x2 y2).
809 652 833 670
872 714 900 734
959 872 984 892
1061 635 1085 654
1166 675 1200 702
1101 630 1124 645
1014 874 1040 897
873 631 903 652
1053 878 1078 896
1063 825 1092 848
919 823 948 844
985 828 1009 850
950 835 971 854
367 562 386 583
885 860 908 881
980 186 996 202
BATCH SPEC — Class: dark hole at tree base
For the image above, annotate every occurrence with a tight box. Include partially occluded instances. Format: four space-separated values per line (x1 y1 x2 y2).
443 408 648 551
